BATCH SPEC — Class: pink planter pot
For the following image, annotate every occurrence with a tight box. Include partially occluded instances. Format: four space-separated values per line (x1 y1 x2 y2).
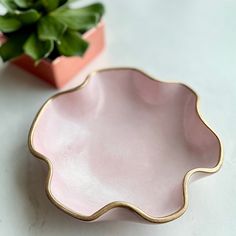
11 21 105 88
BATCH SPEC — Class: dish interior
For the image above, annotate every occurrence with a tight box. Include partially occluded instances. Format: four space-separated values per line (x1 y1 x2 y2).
32 69 220 217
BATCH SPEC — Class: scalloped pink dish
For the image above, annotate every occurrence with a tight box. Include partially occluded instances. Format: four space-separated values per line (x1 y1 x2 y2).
29 68 223 223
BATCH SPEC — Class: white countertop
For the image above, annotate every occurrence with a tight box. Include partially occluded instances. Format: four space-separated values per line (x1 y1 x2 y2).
0 0 235 235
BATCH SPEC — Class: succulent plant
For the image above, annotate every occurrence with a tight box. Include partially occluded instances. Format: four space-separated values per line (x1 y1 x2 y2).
0 0 104 63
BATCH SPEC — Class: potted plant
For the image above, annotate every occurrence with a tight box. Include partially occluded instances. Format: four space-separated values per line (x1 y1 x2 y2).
0 0 105 88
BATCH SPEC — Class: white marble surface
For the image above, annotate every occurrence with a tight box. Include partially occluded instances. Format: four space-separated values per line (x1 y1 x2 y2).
0 0 235 235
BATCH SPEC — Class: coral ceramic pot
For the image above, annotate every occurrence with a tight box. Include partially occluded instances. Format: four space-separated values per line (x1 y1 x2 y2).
11 21 105 88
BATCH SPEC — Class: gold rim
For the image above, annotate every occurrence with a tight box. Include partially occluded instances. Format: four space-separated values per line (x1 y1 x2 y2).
28 67 223 223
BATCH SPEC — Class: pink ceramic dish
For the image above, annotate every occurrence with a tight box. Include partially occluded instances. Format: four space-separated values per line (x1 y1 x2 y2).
29 68 223 223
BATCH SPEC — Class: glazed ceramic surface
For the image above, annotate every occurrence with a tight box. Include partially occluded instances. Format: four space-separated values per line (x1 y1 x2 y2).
29 68 222 223
11 21 105 88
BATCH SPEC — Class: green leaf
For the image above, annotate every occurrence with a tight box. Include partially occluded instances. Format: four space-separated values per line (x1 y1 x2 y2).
75 3 105 18
0 0 17 11
58 0 68 7
23 33 53 61
14 0 33 8
38 15 66 42
0 14 21 32
51 8 99 31
57 30 88 57
16 9 41 25
41 0 59 12
0 10 40 33
51 3 104 31
0 32 29 61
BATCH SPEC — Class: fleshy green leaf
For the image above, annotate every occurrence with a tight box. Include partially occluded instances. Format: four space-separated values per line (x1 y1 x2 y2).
14 0 33 8
0 10 40 32
59 0 68 7
57 30 88 57
51 8 99 31
0 14 21 32
0 32 29 61
16 9 41 25
74 3 105 18
23 33 53 61
41 0 59 12
38 15 66 42
0 0 17 11
51 3 104 31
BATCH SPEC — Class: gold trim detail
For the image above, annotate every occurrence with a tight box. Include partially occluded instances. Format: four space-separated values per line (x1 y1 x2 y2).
28 67 223 223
